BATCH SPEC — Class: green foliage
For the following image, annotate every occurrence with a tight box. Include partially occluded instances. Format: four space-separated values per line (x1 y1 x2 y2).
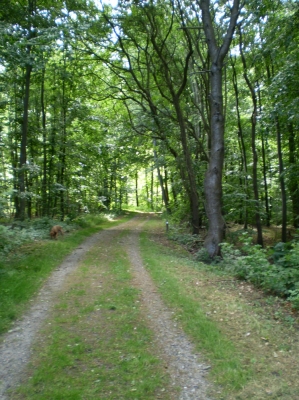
288 289 299 309
0 224 46 256
0 218 72 260
167 228 203 252
71 216 90 228
270 241 294 266
72 212 124 228
194 247 211 263
167 202 193 227
0 0 299 260
211 234 299 309
31 217 53 229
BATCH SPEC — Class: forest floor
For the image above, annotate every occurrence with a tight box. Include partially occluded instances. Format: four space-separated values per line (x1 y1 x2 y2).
0 214 299 399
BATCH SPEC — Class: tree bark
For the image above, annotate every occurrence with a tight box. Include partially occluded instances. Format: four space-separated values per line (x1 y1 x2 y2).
257 87 271 227
200 0 241 256
231 57 249 228
151 168 154 210
41 64 48 216
276 117 287 242
16 55 32 220
15 0 36 221
238 26 263 246
173 96 200 233
203 59 226 256
153 139 170 213
135 171 139 207
288 123 299 228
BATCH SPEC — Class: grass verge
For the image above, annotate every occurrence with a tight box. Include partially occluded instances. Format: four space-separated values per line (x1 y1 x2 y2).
140 224 249 393
4 214 299 399
10 225 171 399
140 217 299 400
0 213 132 335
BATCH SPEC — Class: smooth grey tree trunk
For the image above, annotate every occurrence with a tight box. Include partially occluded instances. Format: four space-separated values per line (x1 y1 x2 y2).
200 0 241 257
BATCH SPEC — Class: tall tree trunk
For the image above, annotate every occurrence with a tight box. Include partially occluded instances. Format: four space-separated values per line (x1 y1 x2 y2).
145 170 150 209
11 80 21 217
231 56 249 228
173 97 200 233
153 140 169 212
258 87 271 227
135 171 139 207
200 0 241 257
203 60 226 255
17 57 32 220
164 167 170 208
238 26 263 246
288 123 299 228
16 0 36 220
260 129 271 227
276 117 287 242
49 66 57 217
41 64 48 216
58 118 66 221
59 54 67 221
151 168 154 210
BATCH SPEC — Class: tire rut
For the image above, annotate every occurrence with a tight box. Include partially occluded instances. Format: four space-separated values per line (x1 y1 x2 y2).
0 223 127 400
0 216 213 400
124 218 213 400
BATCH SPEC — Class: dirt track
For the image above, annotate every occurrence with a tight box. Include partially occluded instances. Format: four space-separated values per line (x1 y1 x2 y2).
0 216 212 400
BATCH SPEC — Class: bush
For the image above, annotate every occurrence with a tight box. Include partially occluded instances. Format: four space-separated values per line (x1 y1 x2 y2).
0 224 43 256
0 218 74 261
288 288 299 309
72 213 107 228
168 229 203 252
194 247 211 263
212 233 299 309
31 217 53 230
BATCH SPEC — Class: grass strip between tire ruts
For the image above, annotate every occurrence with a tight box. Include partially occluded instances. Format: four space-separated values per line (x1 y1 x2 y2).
9 227 172 400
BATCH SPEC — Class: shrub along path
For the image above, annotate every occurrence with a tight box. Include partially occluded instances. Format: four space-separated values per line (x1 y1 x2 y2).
1 214 299 399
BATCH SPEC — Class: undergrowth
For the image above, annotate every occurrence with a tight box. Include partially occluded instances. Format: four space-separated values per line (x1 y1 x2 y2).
215 235 299 309
147 217 299 399
168 224 299 309
0 214 118 259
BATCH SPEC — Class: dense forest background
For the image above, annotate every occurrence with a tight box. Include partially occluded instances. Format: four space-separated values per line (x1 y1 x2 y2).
1 0 299 256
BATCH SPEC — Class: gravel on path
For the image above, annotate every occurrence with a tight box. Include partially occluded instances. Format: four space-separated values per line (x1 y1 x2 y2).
125 219 213 400
0 216 213 400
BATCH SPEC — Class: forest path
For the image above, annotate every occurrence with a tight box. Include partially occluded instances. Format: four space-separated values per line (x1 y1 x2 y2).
0 214 212 400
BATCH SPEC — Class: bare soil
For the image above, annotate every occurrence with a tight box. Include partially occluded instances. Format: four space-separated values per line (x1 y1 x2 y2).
0 216 213 400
